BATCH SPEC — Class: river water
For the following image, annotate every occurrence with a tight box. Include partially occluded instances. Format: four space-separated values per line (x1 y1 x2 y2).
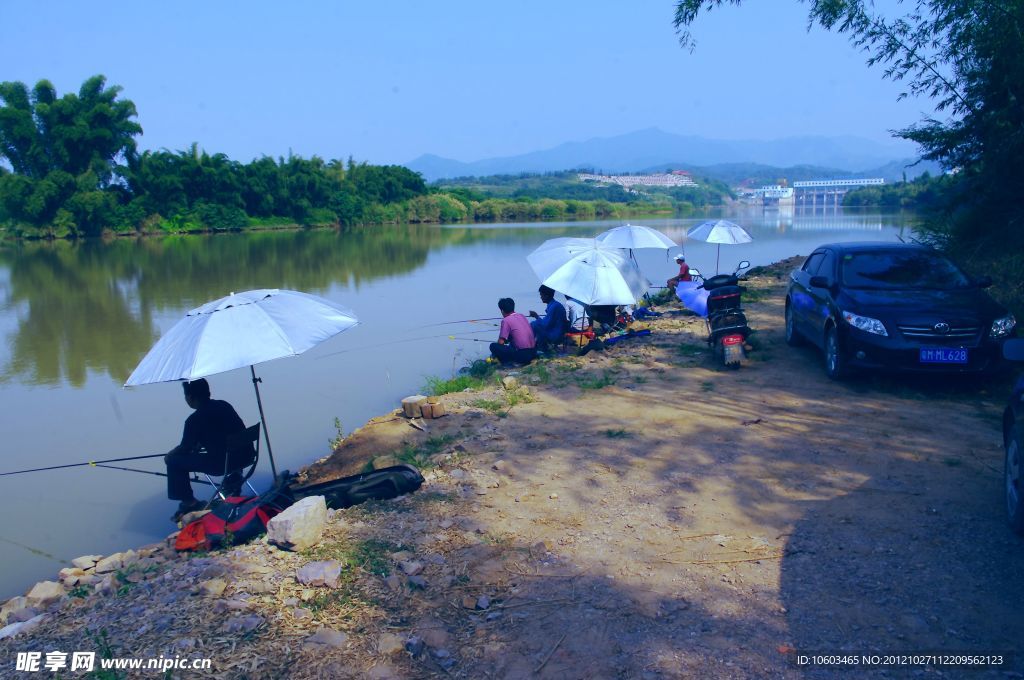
0 208 915 597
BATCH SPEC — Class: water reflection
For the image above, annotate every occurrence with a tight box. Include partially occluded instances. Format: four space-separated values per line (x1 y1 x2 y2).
0 224 588 387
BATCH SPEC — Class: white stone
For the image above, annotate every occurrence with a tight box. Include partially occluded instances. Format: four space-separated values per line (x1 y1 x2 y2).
296 560 343 588
0 597 29 625
94 574 117 596
0 614 47 640
377 632 406 656
198 579 227 598
71 555 102 570
26 581 64 607
267 496 327 551
93 553 123 574
58 568 88 586
305 627 348 648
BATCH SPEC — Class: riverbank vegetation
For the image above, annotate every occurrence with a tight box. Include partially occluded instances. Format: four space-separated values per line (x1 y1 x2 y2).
842 173 952 211
0 77 694 240
676 0 1024 317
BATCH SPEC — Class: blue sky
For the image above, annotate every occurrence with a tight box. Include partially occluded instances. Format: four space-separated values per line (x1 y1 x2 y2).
1 1 928 165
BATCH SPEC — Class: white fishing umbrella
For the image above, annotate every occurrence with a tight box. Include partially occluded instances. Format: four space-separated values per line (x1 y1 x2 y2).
527 237 650 305
596 224 678 250
686 219 753 273
125 289 360 477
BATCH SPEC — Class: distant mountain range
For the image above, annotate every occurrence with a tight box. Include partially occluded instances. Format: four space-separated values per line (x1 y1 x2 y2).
407 127 937 183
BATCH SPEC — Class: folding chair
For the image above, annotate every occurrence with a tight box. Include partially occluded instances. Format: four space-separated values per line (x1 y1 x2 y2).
199 423 261 501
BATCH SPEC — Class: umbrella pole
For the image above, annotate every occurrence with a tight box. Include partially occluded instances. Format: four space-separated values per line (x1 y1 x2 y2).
716 245 721 275
250 366 279 480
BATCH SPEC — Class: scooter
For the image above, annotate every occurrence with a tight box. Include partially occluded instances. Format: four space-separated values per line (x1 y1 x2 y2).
690 260 752 368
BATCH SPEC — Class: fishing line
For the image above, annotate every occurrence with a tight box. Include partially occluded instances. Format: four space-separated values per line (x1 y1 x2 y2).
0 453 166 478
317 328 496 359
0 535 66 564
422 316 502 328
91 464 214 486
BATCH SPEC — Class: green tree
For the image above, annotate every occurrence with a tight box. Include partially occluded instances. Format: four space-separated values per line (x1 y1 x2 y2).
674 1 1024 252
0 75 141 183
0 75 141 235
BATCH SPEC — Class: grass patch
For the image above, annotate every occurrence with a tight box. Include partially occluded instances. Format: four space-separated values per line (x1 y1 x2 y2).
701 381 714 392
521 362 552 384
303 537 399 576
678 342 706 357
328 416 345 452
740 286 771 303
472 398 508 417
68 584 90 599
424 359 499 395
505 387 535 407
556 360 583 373
304 589 360 615
633 375 648 384
604 428 631 439
364 433 462 471
577 371 617 390
425 374 486 395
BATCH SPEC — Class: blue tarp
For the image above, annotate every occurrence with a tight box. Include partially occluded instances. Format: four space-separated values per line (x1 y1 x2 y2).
675 281 709 317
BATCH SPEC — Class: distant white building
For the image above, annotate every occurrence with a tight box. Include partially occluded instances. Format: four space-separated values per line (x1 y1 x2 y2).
579 172 697 188
759 185 794 199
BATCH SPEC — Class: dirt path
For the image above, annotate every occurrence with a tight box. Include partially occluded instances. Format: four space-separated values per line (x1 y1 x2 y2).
6 262 1022 678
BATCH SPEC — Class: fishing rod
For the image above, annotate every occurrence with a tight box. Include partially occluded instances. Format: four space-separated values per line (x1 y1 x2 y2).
91 464 214 486
423 316 502 328
0 453 166 478
318 328 495 359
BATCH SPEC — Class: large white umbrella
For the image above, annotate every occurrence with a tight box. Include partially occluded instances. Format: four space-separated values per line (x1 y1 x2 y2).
527 237 650 305
686 219 753 273
125 289 360 478
596 224 678 250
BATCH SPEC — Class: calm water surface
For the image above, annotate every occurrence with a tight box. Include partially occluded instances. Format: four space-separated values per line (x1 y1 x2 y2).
0 208 915 596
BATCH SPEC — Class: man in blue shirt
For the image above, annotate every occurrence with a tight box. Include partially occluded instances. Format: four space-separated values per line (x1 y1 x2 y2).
528 285 568 350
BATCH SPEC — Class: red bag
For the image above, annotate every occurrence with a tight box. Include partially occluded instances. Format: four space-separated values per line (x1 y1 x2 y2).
175 489 291 552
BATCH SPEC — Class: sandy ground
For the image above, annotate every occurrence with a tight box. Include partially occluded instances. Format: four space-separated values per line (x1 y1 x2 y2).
5 259 1023 679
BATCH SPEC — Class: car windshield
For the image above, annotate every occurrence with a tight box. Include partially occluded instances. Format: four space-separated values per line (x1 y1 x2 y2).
840 251 972 290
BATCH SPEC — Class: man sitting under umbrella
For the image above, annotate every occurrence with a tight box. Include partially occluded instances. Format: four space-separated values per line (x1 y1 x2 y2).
666 254 692 289
165 379 250 520
489 298 537 366
528 285 568 350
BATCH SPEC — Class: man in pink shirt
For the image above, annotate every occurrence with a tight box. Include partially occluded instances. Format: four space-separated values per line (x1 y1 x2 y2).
489 297 538 365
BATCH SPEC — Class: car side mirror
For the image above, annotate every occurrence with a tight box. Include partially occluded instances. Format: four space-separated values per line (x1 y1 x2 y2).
975 275 993 288
809 275 831 289
736 260 750 271
1004 338 1024 361
688 267 702 278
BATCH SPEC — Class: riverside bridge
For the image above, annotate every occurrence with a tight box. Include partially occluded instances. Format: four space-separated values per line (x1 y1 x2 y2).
793 178 885 207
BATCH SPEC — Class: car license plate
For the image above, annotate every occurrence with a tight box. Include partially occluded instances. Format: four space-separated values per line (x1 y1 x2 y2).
919 347 968 364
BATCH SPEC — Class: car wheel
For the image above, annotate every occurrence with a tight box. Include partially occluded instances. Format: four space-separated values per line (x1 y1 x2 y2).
784 301 803 347
824 324 848 380
1006 423 1024 534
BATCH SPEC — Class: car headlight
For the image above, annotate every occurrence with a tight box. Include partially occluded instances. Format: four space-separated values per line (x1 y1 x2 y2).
991 314 1017 339
842 310 888 336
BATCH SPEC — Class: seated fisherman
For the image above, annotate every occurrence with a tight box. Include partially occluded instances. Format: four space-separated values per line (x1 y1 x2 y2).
528 285 568 349
565 296 591 332
164 378 251 520
489 297 538 366
588 304 620 334
666 254 692 289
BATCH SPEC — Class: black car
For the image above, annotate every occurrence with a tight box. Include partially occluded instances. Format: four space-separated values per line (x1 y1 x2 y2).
1003 339 1024 534
785 242 1016 379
